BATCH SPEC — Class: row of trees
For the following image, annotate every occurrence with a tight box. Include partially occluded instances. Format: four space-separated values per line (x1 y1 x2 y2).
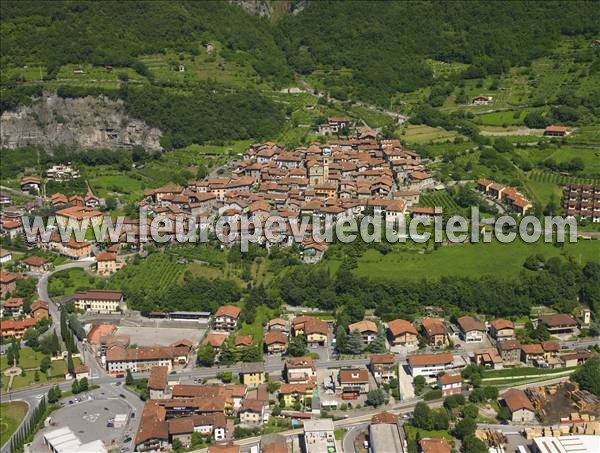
275 257 600 321
8 396 48 453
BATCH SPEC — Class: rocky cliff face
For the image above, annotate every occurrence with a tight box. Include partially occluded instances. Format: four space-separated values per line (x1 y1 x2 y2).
0 93 162 152
231 0 307 18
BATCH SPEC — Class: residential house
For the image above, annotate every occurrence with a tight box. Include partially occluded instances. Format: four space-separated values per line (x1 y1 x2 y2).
541 341 561 368
475 348 503 369
96 252 120 276
502 389 536 422
538 314 578 337
489 319 515 341
438 373 462 397
0 318 37 339
349 320 378 345
407 353 454 380
544 125 568 137
284 356 316 384
387 319 418 347
239 399 266 426
72 290 125 313
214 305 241 331
521 343 545 366
292 316 328 347
369 354 396 383
22 256 49 273
203 332 229 353
338 369 370 396
498 340 521 365
240 362 265 386
266 318 288 332
1 297 23 317
20 176 41 192
0 271 17 296
265 331 288 354
472 95 491 105
234 335 253 348
105 345 190 374
456 316 485 342
0 249 12 264
561 351 595 368
279 383 314 408
421 318 448 347
30 300 49 321
148 366 170 399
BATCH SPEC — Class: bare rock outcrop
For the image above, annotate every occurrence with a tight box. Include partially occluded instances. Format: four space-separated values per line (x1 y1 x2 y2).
0 93 162 152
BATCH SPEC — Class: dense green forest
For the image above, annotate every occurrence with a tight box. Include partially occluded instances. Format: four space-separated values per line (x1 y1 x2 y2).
3 1 599 102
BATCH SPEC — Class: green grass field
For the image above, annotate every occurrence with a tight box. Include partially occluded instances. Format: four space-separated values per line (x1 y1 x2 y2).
48 268 100 299
404 425 453 443
482 366 576 379
329 238 600 281
403 124 462 144
0 401 28 447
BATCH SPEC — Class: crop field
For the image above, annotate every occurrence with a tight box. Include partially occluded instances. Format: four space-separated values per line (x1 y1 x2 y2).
420 191 461 213
109 252 186 298
331 238 600 282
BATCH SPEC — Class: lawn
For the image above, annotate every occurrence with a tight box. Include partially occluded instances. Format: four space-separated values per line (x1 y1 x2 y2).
329 239 600 281
48 268 100 299
475 109 529 127
0 401 28 447
403 124 461 144
1 348 47 371
482 366 576 379
404 424 453 443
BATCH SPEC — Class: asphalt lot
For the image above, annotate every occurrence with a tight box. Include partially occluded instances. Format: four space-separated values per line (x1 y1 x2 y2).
115 325 206 346
31 387 142 453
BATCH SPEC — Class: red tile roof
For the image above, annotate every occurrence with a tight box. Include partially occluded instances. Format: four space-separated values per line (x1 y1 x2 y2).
407 353 454 367
503 388 534 413
215 305 241 319
387 319 417 337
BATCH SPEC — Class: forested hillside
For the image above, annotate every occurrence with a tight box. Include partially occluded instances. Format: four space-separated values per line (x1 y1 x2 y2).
1 1 599 146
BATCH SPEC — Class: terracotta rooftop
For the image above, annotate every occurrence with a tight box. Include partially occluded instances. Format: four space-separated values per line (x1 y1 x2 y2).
348 320 378 333
148 366 168 390
371 411 398 424
387 319 417 337
438 373 462 385
420 438 451 453
215 305 241 319
72 290 123 301
456 315 485 332
265 331 288 346
539 313 578 328
407 353 454 367
22 256 48 267
370 353 395 365
503 388 535 413
339 369 369 383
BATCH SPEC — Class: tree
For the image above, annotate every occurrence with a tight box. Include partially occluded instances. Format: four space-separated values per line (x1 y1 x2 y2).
432 408 450 430
366 389 386 407
461 403 479 420
483 386 499 400
67 352 74 375
524 111 547 129
346 329 365 355
197 344 216 367
72 379 80 394
444 394 466 409
463 435 488 453
125 369 134 385
454 416 476 439
369 325 387 353
287 335 308 357
412 402 432 430
79 377 89 392
48 385 62 403
497 406 511 422
572 356 600 396
413 375 426 395
172 438 183 452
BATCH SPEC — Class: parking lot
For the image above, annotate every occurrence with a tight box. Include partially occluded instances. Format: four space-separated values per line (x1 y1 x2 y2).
32 390 137 452
115 326 206 346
